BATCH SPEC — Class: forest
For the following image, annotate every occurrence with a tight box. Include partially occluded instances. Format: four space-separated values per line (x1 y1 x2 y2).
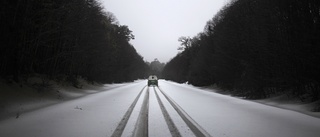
1 0 320 103
0 0 149 85
163 0 320 101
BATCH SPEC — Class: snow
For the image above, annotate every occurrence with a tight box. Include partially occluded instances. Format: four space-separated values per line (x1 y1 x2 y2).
1 79 320 137
0 79 129 121
121 86 147 137
159 80 320 137
148 87 172 136
154 87 196 136
254 95 320 118
0 81 146 137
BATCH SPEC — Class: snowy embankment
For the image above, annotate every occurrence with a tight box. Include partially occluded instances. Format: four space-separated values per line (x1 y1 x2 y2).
160 81 320 137
0 78 133 121
199 83 320 119
254 95 320 118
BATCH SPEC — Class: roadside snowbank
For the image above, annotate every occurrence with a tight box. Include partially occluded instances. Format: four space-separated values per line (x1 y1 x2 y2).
0 78 135 121
181 82 320 118
254 95 320 118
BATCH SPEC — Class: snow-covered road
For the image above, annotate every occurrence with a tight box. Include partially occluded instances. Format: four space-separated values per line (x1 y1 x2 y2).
1 80 320 137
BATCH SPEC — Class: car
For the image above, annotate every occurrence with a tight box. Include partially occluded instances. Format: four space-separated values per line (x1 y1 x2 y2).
147 75 158 86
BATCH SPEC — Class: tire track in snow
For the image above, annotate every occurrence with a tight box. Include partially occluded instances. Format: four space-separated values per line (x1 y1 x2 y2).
111 86 146 137
153 87 182 137
132 87 149 137
157 87 212 137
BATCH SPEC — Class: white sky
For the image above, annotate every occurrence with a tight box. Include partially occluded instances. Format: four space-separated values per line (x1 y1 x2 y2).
101 0 228 63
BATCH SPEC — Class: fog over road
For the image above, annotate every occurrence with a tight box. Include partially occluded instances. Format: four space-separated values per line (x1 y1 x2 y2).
1 80 320 137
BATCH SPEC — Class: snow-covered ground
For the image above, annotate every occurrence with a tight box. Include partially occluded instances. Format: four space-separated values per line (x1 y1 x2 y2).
0 78 130 121
159 81 320 137
0 80 320 137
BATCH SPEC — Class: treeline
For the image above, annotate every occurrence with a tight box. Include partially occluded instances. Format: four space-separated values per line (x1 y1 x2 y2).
147 58 165 78
163 0 320 100
0 0 148 84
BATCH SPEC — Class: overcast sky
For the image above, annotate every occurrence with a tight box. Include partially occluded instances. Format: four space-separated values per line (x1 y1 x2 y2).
101 0 228 63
